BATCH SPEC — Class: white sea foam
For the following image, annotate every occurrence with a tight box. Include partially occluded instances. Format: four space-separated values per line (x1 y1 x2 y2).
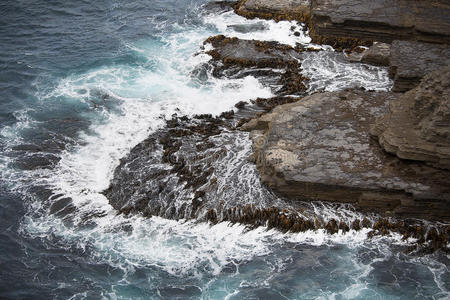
5 5 447 299
301 51 393 92
203 10 311 47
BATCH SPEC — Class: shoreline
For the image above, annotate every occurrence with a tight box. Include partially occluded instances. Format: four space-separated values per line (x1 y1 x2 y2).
103 0 450 252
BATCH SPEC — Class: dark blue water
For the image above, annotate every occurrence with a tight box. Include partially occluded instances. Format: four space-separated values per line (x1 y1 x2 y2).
0 0 448 299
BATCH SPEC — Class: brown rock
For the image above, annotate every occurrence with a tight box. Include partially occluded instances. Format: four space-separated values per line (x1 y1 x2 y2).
244 89 450 221
389 41 450 92
310 0 450 44
372 67 450 170
360 43 391 66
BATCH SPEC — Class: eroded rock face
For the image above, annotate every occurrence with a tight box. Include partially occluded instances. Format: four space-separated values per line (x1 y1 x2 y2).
389 40 450 92
372 67 450 170
310 0 450 44
242 89 450 221
235 0 311 22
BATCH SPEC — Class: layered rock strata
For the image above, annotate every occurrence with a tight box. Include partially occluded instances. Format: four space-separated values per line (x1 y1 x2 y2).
372 67 450 170
102 98 449 252
242 89 450 222
389 41 450 92
310 0 450 44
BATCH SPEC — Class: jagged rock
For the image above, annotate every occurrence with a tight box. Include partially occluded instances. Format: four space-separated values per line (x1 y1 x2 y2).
204 35 302 70
242 89 450 221
389 40 450 92
310 0 450 44
202 1 236 14
235 0 311 22
371 67 450 170
203 35 309 95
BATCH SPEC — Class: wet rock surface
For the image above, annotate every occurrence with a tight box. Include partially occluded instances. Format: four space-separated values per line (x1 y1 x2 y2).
103 113 234 219
310 0 450 44
242 89 450 222
372 67 450 170
202 1 237 14
203 35 309 95
102 3 449 252
234 0 311 22
389 40 450 92
103 103 449 252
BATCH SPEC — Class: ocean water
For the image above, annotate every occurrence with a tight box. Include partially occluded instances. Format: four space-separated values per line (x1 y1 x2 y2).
0 0 448 299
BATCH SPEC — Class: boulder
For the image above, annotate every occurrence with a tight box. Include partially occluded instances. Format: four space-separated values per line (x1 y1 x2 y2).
235 0 311 22
371 67 450 170
242 89 450 221
361 43 390 66
389 40 450 92
346 43 390 66
310 0 450 44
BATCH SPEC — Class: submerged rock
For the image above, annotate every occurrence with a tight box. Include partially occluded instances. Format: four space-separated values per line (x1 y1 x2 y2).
372 67 450 170
242 89 450 222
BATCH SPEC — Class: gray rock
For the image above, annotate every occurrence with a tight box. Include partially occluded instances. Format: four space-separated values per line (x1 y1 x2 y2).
243 89 450 221
202 1 236 14
227 22 268 33
346 43 390 66
361 43 390 66
372 67 450 170
235 0 311 21
389 40 450 92
204 35 303 68
203 35 308 95
310 0 450 44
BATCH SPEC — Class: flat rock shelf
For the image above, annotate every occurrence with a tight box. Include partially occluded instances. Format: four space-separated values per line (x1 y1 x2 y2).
242 89 450 222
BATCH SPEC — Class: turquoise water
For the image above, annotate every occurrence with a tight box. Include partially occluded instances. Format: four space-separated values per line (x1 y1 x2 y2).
0 0 447 298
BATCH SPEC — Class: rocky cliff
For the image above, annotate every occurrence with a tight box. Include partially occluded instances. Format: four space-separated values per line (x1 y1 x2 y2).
309 0 450 44
234 0 450 92
372 67 450 170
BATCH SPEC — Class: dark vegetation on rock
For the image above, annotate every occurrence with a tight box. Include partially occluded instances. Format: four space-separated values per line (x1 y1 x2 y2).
203 35 310 95
233 0 450 91
101 0 450 253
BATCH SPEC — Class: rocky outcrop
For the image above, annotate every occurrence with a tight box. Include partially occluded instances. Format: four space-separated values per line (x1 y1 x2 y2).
204 35 302 69
242 89 450 221
347 43 390 67
310 0 450 44
234 0 311 22
371 67 450 170
389 41 450 92
203 35 309 95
